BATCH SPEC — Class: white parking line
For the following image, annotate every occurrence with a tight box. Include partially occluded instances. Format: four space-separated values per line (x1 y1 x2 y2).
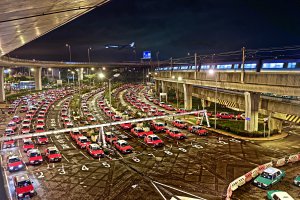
18 149 23 158
62 154 70 162
80 151 90 159
50 137 54 143
3 167 13 200
71 143 77 149
64 135 70 141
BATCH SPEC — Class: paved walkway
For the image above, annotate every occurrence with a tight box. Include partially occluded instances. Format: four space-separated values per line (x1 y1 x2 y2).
186 119 289 141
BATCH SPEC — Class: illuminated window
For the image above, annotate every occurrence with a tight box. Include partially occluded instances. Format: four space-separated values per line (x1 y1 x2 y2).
287 62 296 68
244 64 257 69
217 64 232 69
180 66 188 70
190 65 196 70
201 65 210 69
262 63 284 69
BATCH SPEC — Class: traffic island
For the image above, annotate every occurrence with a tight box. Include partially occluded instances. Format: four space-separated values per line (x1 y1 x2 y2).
185 118 289 141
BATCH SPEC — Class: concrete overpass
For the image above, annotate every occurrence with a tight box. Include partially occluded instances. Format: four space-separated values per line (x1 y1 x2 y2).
154 71 300 132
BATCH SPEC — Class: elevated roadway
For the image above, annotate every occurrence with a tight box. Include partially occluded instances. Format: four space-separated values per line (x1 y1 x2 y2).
154 71 300 132
155 71 300 96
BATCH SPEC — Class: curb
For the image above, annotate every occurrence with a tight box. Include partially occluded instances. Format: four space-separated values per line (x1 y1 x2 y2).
186 119 289 142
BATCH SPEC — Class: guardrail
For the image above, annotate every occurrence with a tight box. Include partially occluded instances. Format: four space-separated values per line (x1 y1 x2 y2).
225 152 300 199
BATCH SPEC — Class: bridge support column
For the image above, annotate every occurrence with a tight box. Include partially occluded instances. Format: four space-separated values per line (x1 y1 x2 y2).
0 67 5 102
161 81 167 93
268 115 283 134
155 80 160 96
244 92 260 132
78 68 84 81
183 84 193 110
201 99 211 109
35 67 42 91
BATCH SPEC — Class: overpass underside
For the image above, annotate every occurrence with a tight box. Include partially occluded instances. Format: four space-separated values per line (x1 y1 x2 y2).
155 79 300 133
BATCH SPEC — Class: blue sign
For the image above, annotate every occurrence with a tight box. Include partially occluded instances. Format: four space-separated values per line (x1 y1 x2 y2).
143 51 151 59
246 117 250 121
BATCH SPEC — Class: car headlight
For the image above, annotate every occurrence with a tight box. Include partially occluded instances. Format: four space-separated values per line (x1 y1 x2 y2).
9 166 14 170
18 164 23 168
18 193 23 197
253 180 257 183
30 190 35 193
294 180 298 184
39 159 43 162
262 183 267 187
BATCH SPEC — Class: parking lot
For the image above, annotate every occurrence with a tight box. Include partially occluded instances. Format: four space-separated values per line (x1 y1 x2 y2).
0 86 299 200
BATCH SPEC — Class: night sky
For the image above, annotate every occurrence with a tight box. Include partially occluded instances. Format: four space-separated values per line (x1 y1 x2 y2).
11 0 300 62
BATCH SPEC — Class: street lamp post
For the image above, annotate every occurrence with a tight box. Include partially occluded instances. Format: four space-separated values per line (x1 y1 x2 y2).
66 44 72 62
208 69 217 129
98 73 120 105
87 47 92 75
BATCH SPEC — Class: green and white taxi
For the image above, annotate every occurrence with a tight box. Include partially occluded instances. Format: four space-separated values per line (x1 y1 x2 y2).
267 190 294 200
293 175 300 186
253 167 285 189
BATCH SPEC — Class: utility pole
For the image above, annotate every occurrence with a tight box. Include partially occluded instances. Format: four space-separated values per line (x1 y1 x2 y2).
194 53 197 80
241 47 245 83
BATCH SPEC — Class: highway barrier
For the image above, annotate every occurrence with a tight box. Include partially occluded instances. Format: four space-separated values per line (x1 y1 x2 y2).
225 152 300 199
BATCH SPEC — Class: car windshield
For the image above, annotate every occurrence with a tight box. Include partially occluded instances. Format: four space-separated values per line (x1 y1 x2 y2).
152 136 160 141
261 172 273 179
17 180 32 187
137 129 144 132
24 141 33 145
173 131 180 134
30 152 41 157
157 124 164 127
9 157 20 163
92 146 101 150
39 135 47 139
37 127 44 130
107 134 115 138
80 139 87 143
120 143 128 147
49 150 59 154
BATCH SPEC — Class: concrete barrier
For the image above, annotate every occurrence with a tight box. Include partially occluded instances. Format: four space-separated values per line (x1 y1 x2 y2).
226 155 299 199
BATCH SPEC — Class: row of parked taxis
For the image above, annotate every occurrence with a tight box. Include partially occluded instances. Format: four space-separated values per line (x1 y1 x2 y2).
3 89 76 199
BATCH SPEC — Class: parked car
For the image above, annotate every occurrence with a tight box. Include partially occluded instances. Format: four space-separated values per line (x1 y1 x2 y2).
76 136 91 149
172 120 188 129
22 139 35 152
27 149 43 165
293 175 300 187
3 139 15 149
166 129 187 139
144 134 164 147
45 147 62 162
35 135 49 145
7 155 24 172
188 126 208 136
120 123 133 130
216 112 234 119
13 174 36 199
104 132 118 143
253 167 285 189
266 190 294 200
114 140 133 154
87 143 105 158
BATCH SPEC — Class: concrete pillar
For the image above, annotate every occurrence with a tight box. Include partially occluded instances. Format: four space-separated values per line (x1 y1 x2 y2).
35 67 42 90
155 80 160 96
78 68 84 81
244 92 260 132
183 84 193 110
201 99 211 109
161 81 167 93
0 67 5 102
268 115 283 133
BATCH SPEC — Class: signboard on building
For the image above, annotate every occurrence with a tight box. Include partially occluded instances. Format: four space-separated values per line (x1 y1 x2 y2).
143 51 151 59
